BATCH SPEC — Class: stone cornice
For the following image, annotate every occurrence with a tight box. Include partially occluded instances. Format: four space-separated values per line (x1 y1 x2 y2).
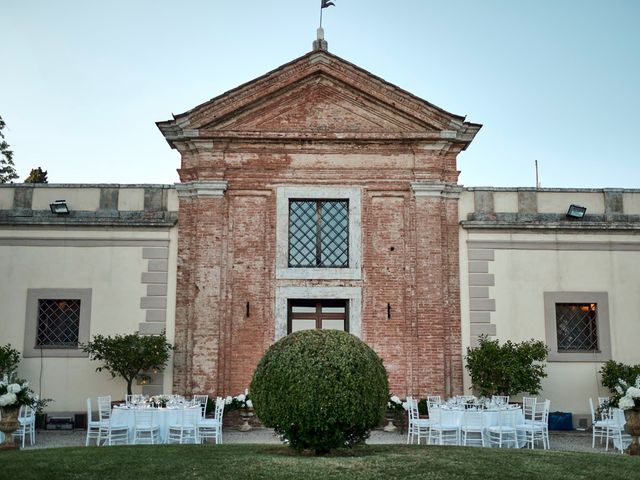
176 130 476 144
461 220 640 232
411 182 463 199
175 181 228 198
0 210 177 227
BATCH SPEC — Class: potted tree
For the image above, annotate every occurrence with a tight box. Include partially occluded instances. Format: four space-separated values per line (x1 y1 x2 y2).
81 333 173 397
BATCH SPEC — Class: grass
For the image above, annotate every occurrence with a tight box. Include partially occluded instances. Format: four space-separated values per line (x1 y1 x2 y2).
0 444 637 480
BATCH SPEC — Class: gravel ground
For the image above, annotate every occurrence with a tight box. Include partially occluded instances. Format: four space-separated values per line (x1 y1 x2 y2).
15 428 624 455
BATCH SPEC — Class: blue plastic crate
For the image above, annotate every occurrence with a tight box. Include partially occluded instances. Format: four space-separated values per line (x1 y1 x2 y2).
548 411 573 431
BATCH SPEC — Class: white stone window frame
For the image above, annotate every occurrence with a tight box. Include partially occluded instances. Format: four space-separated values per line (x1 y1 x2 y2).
543 291 611 362
23 288 92 358
276 186 362 280
275 286 362 341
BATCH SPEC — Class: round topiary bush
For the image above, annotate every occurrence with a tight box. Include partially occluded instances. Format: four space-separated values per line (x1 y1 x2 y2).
250 329 389 454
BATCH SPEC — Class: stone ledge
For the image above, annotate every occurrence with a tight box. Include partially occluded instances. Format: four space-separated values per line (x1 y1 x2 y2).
461 220 640 231
0 210 178 227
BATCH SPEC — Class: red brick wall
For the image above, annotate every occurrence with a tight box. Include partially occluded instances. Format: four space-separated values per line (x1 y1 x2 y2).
167 53 475 400
172 152 464 400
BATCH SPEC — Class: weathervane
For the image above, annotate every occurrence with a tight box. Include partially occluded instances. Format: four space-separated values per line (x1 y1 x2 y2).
314 0 335 51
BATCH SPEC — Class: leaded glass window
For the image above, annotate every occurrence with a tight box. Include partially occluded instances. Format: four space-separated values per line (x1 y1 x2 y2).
288 200 348 268
36 299 81 348
555 303 599 352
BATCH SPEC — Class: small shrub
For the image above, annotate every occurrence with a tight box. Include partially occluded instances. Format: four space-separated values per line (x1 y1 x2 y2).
600 360 640 393
250 329 389 455
465 335 549 397
0 343 21 376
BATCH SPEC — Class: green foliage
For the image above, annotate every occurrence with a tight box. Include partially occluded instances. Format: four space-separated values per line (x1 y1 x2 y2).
81 333 173 396
417 398 428 416
465 336 549 397
600 360 640 393
250 329 389 455
0 115 18 183
0 343 21 376
24 167 48 183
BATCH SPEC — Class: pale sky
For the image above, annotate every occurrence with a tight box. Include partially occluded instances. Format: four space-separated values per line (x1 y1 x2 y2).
1 0 639 188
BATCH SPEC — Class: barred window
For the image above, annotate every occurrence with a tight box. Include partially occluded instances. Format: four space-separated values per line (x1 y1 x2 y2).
36 299 81 348
288 200 348 268
544 292 611 362
555 303 599 352
24 289 91 358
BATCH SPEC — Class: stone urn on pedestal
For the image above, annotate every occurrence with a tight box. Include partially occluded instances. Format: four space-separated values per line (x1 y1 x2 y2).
0 406 20 450
238 409 254 432
624 408 640 456
383 412 398 432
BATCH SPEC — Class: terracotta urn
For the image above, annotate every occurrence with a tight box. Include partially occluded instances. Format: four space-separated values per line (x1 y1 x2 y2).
624 408 640 456
0 406 20 450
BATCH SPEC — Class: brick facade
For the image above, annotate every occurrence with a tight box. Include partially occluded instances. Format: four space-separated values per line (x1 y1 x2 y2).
158 49 480 398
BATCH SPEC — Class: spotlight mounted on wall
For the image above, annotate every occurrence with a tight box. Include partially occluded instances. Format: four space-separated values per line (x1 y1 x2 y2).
49 200 69 214
566 204 587 219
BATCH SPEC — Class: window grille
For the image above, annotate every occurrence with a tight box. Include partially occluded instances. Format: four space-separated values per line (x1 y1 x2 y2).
288 200 348 268
555 303 599 352
36 299 81 348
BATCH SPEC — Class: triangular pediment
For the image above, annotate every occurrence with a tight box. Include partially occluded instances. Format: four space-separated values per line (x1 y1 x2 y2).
204 74 436 133
158 50 481 147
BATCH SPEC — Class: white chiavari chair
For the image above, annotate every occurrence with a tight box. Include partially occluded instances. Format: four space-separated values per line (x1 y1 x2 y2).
198 396 225 444
97 395 129 446
589 397 613 448
167 406 200 444
133 408 161 444
427 405 460 446
518 399 549 449
460 408 486 447
521 397 537 424
193 394 209 419
405 396 430 444
13 405 36 448
85 397 106 446
605 408 629 454
487 407 519 448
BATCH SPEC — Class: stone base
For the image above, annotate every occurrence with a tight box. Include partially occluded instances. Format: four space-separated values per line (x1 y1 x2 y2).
0 442 19 451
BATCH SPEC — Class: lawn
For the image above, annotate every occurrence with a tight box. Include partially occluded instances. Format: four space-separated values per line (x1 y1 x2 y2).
0 444 637 480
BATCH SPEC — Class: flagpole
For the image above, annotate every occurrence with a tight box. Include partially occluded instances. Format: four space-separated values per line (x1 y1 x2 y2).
320 1 324 29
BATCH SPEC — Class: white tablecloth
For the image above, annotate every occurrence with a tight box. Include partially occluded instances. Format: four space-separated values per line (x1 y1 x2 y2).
111 405 200 443
610 408 632 451
435 406 524 428
433 406 525 447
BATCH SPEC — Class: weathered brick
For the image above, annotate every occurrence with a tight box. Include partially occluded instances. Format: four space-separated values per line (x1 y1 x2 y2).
167 51 477 400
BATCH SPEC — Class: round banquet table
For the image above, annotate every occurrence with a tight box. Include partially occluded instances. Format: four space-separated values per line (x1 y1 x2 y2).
111 405 201 443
